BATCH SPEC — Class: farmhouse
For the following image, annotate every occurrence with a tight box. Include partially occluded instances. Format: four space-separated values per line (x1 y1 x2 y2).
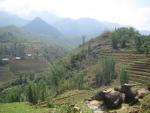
2 58 9 61
15 57 21 60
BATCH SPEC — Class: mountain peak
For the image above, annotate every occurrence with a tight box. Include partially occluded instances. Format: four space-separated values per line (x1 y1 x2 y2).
30 17 48 25
23 17 62 38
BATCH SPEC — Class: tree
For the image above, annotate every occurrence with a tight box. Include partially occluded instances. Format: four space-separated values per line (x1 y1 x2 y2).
27 82 39 104
38 79 47 101
81 35 86 59
141 37 150 54
75 72 84 89
120 65 128 85
112 35 118 49
27 83 34 103
134 35 143 52
111 27 140 49
95 56 116 86
48 61 66 90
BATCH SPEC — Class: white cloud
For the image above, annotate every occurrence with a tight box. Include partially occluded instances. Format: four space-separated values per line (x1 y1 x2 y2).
0 0 150 30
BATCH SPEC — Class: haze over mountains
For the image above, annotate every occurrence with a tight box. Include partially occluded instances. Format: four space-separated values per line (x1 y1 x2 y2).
54 18 121 38
0 11 149 46
0 11 28 27
23 17 62 38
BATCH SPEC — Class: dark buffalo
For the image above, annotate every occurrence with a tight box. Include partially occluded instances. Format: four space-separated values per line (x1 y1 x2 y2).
92 88 123 109
114 84 139 105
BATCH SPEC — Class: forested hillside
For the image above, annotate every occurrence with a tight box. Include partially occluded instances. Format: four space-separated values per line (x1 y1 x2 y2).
0 25 68 91
0 27 149 113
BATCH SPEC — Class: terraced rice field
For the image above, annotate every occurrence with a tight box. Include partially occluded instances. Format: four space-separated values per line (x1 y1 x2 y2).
0 58 48 89
112 53 150 86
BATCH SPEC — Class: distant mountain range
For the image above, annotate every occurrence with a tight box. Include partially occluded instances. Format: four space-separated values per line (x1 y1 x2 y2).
0 11 28 27
54 18 121 39
140 30 150 35
23 17 62 38
0 11 149 47
0 25 66 47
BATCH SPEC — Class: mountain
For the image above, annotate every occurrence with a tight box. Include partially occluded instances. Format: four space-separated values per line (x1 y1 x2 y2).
0 25 66 47
0 25 31 42
0 25 69 62
0 11 28 27
23 17 62 38
26 11 62 24
140 30 150 35
54 18 121 39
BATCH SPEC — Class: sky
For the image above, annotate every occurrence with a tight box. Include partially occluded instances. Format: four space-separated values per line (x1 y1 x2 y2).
0 0 150 30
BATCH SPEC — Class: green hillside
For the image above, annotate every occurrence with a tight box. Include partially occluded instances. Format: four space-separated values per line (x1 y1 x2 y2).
0 27 149 113
62 28 150 87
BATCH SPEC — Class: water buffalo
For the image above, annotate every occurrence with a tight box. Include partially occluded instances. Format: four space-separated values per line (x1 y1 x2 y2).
114 84 139 105
92 88 123 109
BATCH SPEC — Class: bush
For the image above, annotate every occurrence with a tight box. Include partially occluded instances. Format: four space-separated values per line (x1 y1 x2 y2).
47 103 55 108
0 86 23 103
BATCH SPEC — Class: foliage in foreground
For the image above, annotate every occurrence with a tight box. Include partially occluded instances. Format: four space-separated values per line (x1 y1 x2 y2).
0 60 85 104
47 61 85 93
0 77 48 104
0 102 51 113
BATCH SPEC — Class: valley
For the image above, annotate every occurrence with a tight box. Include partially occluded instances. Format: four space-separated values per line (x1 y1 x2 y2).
0 11 150 113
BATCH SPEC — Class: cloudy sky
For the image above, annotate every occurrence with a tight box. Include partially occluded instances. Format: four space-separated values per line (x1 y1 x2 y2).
0 0 150 30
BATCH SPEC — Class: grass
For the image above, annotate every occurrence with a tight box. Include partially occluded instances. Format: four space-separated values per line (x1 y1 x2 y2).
0 102 52 113
0 90 94 113
140 94 150 113
46 90 95 113
53 90 93 113
53 90 94 105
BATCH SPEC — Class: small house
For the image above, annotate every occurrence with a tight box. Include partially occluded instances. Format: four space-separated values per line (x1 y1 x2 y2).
15 57 21 60
2 58 9 61
27 54 32 57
